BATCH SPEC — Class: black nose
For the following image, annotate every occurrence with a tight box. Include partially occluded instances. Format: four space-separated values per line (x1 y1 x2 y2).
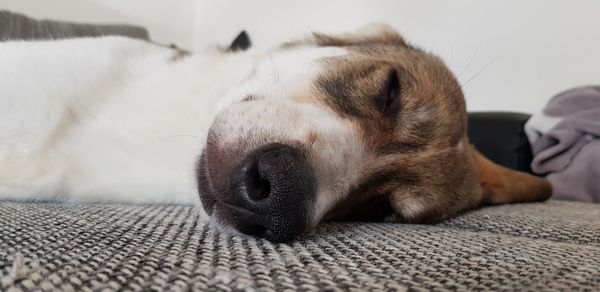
230 143 316 242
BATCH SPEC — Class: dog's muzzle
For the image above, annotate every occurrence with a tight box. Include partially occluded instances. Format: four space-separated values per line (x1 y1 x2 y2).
198 143 316 242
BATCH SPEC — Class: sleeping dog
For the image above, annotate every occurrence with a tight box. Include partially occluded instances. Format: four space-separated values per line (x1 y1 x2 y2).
0 24 551 242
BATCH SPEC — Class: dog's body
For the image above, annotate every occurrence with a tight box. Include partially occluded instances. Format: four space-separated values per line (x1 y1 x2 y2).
0 26 551 241
1 36 218 205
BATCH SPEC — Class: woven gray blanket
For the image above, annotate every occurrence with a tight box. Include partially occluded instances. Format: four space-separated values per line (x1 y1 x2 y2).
0 200 599 291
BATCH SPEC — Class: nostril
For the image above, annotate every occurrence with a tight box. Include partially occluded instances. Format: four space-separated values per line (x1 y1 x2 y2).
245 161 271 201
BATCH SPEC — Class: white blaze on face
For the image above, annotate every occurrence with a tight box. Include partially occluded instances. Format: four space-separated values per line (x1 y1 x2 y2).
208 46 370 229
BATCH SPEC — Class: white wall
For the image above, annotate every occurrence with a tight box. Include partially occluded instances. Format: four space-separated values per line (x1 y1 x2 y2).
2 0 599 113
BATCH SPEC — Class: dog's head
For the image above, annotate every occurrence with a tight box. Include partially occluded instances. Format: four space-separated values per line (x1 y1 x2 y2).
197 24 551 242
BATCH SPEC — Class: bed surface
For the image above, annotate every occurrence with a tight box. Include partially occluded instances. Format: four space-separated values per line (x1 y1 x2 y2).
1 200 598 291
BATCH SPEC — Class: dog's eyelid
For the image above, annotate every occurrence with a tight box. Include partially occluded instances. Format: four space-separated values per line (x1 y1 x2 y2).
376 69 402 117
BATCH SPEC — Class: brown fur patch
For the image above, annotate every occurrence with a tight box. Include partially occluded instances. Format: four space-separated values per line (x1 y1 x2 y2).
309 27 551 224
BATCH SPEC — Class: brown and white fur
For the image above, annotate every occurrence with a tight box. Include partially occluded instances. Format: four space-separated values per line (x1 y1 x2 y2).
0 24 551 242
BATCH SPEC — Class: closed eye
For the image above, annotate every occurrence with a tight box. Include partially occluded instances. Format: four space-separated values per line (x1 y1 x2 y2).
376 69 401 117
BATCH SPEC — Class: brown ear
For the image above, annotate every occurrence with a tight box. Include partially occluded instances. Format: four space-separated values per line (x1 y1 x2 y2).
314 23 407 47
284 23 407 48
468 145 552 205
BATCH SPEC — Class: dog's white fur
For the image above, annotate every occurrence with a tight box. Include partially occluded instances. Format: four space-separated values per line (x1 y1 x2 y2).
0 36 367 224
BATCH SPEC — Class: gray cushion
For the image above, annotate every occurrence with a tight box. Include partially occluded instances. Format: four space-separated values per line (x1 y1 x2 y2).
0 200 598 291
0 10 149 41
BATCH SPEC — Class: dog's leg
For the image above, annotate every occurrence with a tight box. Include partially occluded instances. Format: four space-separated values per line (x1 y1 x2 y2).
469 145 552 205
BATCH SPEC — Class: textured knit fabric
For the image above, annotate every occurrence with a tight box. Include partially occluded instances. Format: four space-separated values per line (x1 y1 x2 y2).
1 200 599 291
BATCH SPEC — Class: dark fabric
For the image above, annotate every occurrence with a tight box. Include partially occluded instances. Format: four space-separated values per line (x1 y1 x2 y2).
1 201 599 291
530 86 600 202
468 112 534 173
0 10 149 41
